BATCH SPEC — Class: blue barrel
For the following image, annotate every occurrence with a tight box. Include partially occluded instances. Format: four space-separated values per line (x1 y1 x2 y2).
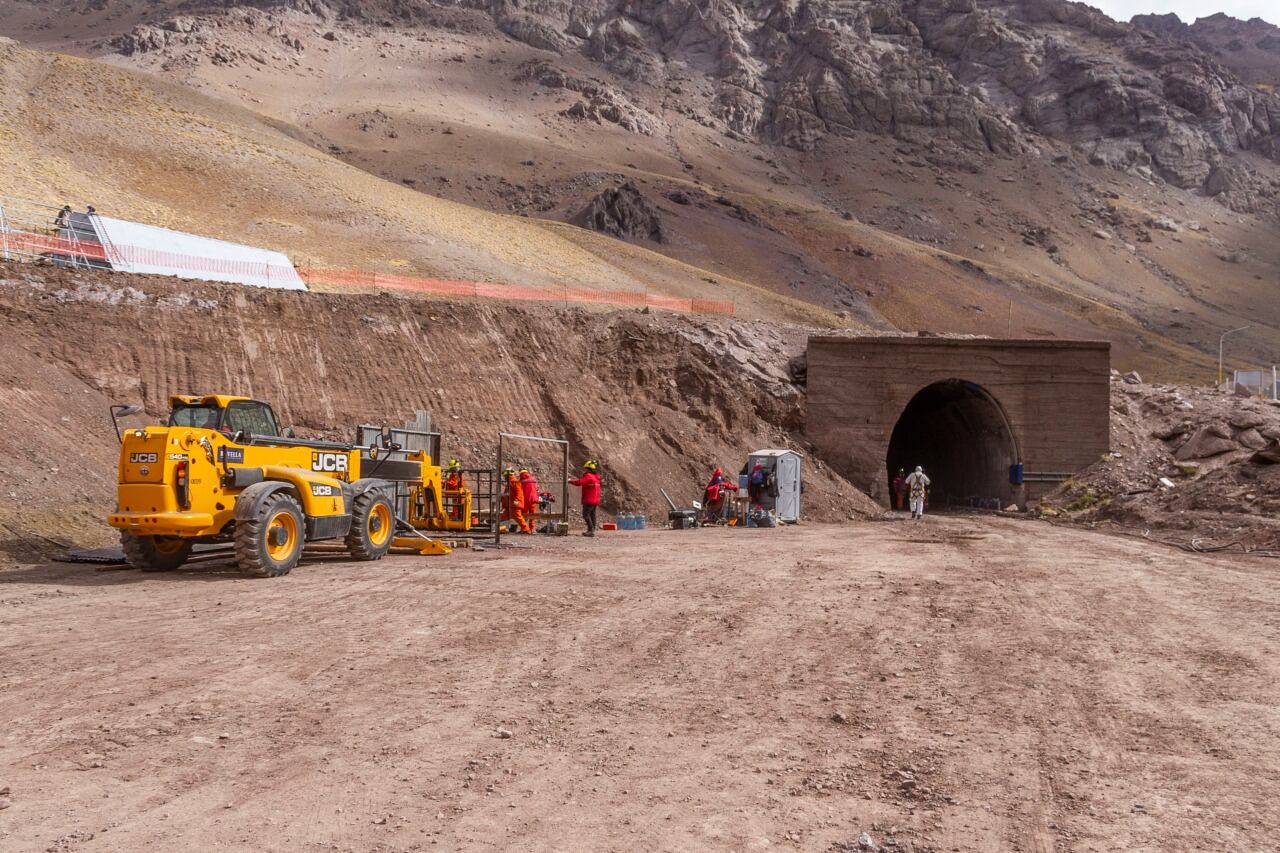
1009 463 1024 486
637 514 646 530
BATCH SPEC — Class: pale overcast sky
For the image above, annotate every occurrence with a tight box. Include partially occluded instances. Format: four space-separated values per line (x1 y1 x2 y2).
1090 0 1276 26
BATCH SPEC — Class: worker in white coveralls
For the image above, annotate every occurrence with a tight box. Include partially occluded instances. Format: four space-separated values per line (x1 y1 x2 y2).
905 466 931 519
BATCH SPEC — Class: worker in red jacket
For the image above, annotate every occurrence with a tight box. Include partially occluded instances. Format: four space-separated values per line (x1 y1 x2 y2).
703 467 733 524
569 459 602 537
519 468 540 533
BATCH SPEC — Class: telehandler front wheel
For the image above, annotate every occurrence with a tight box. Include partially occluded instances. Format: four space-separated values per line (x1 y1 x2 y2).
121 532 192 572
235 492 304 578
346 490 395 561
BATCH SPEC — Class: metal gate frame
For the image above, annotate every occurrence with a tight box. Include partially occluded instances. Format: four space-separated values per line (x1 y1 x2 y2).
495 432 569 546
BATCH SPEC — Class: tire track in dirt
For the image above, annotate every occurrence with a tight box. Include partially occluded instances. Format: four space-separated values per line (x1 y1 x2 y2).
4 519 1280 850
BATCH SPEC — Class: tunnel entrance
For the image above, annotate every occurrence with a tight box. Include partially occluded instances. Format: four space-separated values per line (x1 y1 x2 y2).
886 379 1018 510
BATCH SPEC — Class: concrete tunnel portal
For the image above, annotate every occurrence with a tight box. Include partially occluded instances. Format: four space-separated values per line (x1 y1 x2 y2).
885 379 1019 509
804 336 1112 509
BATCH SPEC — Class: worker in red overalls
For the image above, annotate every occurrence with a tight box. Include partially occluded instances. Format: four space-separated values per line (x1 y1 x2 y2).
502 468 532 534
444 459 466 522
892 468 907 512
519 468 540 533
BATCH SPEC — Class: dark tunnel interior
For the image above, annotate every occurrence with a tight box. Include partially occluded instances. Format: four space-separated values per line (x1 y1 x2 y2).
886 379 1018 510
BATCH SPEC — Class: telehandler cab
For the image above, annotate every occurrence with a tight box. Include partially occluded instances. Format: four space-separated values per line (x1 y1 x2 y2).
108 395 466 577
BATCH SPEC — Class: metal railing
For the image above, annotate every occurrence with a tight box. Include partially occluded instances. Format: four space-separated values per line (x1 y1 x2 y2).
0 195 108 269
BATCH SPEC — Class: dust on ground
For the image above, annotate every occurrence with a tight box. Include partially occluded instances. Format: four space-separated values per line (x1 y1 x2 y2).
2 517 1278 851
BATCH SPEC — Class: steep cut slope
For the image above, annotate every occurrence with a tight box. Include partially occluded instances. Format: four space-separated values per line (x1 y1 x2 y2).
0 41 831 323
0 265 875 549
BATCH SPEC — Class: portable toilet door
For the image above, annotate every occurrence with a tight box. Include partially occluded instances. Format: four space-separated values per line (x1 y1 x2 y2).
775 452 802 522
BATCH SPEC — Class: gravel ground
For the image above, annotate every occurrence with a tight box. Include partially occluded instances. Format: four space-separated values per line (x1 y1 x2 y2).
2 517 1278 851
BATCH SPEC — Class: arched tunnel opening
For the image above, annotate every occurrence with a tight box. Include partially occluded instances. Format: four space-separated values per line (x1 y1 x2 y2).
886 379 1019 511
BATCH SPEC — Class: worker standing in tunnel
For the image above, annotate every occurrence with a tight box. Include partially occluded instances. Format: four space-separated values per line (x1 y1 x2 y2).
906 466 931 520
892 468 907 512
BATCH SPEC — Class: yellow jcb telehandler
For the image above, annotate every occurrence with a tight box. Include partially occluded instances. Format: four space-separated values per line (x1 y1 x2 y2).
107 395 468 577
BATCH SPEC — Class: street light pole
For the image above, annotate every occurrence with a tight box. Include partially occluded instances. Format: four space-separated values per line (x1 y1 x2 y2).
1218 325 1251 387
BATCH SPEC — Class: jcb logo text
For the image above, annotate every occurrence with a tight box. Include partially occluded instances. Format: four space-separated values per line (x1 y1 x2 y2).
311 452 348 473
129 453 159 464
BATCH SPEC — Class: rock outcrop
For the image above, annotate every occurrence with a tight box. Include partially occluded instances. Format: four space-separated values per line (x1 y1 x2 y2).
573 181 668 243
519 60 660 135
1134 12 1280 87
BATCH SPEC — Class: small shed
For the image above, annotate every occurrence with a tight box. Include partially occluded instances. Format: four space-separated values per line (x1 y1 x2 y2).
746 449 803 523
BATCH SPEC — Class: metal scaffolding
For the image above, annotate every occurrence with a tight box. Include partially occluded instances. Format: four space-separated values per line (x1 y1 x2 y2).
0 196 108 269
495 431 570 546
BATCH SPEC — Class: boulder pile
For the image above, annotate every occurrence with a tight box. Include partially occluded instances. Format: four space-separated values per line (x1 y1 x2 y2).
1039 371 1280 548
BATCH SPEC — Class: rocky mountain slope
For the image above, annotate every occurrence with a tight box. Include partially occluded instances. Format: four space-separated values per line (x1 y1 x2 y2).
0 1 1277 375
73 0 1280 216
1134 11 1280 88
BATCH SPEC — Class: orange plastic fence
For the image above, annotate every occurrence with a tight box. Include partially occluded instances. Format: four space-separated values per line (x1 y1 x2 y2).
0 227 735 315
2 230 109 260
299 267 735 315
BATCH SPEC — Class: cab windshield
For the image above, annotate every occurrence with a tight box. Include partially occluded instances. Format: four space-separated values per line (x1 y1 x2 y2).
225 401 279 438
167 400 279 439
169 403 223 431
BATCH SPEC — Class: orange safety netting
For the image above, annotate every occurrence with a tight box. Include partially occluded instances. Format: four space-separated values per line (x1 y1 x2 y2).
299 267 736 315
0 227 735 315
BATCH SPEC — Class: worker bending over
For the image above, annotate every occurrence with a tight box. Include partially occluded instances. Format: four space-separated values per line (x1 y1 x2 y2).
703 467 733 524
570 460 602 537
905 466 931 519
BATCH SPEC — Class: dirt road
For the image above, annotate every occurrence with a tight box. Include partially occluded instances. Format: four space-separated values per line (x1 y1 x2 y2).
2 517 1277 851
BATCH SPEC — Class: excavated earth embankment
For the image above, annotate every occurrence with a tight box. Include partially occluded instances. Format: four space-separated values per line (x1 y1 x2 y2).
1040 374 1280 550
0 265 878 554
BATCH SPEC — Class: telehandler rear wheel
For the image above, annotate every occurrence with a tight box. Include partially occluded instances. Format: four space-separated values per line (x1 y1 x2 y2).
346 490 395 561
235 492 304 578
121 532 192 572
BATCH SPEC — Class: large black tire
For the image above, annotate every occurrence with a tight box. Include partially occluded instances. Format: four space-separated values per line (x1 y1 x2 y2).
235 491 304 578
121 532 192 572
345 489 395 561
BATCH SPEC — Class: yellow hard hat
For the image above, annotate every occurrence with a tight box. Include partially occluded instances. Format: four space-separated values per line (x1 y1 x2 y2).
583 460 598 471
519 468 529 474
447 459 461 470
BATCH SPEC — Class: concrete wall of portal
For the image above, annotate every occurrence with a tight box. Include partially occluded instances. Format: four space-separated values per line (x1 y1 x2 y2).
805 336 1112 506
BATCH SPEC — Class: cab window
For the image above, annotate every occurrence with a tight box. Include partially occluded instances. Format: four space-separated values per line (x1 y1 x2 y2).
224 401 279 438
170 403 222 430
